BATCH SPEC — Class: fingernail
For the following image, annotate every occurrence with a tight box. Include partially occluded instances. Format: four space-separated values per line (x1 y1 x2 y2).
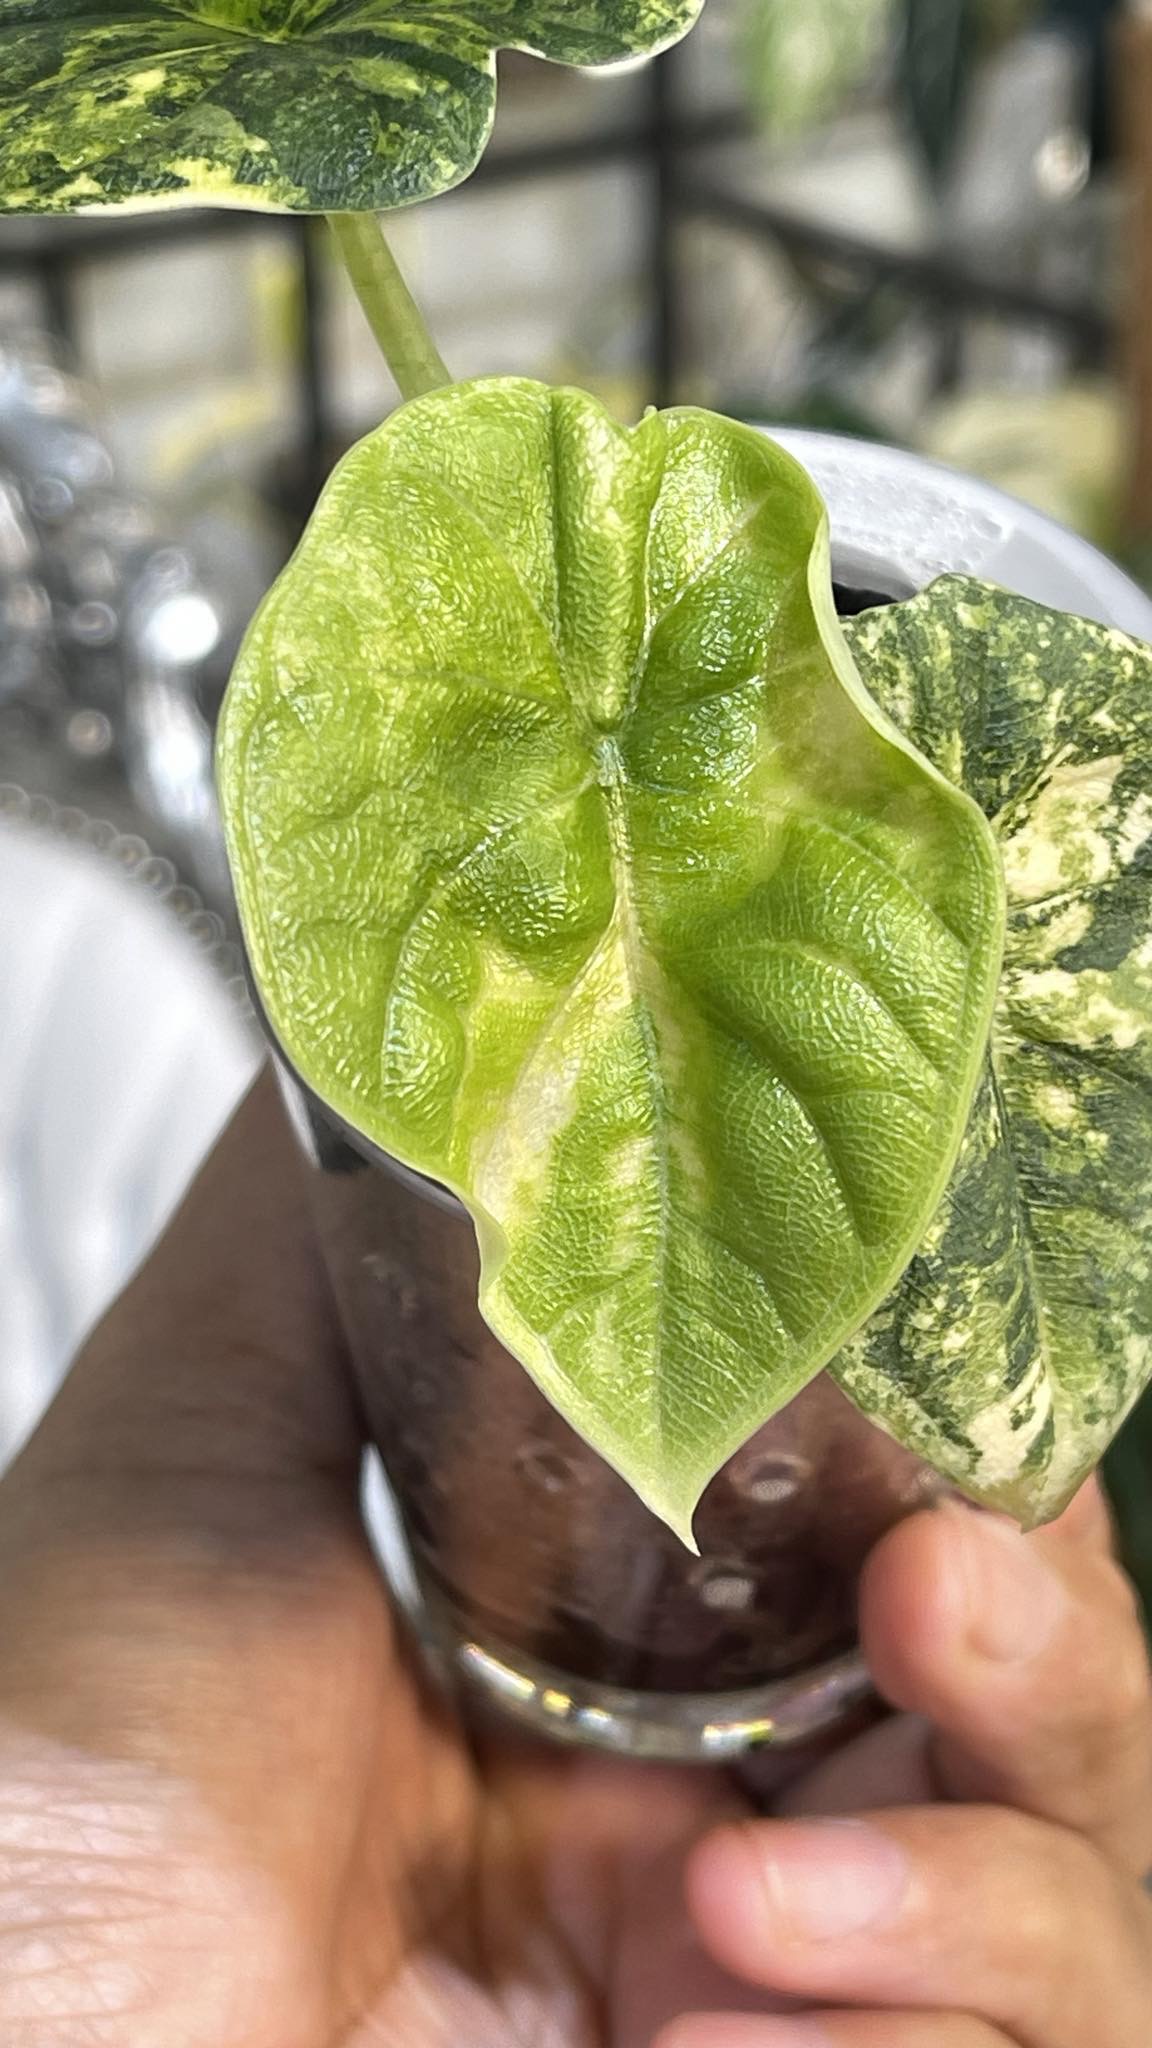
950 1504 1068 1663
725 1819 911 1942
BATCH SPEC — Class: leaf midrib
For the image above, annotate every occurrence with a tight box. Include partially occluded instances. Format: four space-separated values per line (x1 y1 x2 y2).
594 733 681 1448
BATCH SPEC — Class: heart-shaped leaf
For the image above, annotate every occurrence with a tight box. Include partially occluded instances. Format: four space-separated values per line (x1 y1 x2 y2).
839 578 1152 1525
217 379 1004 1539
0 0 700 215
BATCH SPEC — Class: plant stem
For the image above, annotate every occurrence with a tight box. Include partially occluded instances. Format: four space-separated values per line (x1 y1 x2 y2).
327 211 451 401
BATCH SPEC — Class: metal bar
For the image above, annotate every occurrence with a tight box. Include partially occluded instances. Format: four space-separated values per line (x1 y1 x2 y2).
474 103 746 189
295 217 329 501
36 256 76 350
0 208 298 267
0 108 750 274
684 184 1112 349
1117 7 1152 540
647 51 678 407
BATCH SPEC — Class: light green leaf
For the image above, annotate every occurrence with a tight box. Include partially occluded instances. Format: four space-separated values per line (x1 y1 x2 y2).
0 0 699 215
218 378 1003 1539
841 578 1152 1525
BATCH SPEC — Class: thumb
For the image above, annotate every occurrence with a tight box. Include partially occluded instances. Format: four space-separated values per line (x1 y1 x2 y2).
858 1486 1152 1877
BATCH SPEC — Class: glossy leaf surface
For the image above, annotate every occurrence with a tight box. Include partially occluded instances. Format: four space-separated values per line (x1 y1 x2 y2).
218 379 1004 1537
842 579 1152 1524
0 0 699 214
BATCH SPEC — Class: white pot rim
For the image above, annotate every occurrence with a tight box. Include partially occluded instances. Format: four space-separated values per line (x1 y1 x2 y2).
767 425 1152 642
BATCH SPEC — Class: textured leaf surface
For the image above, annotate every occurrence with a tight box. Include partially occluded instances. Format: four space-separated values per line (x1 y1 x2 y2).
0 0 699 215
218 378 1003 1536
842 578 1152 1524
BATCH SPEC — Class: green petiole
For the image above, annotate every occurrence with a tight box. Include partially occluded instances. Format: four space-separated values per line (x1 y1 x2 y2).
327 211 451 401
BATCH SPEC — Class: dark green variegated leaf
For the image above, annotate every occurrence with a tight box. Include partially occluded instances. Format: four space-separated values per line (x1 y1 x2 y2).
217 378 1003 1538
0 0 700 215
842 578 1152 1525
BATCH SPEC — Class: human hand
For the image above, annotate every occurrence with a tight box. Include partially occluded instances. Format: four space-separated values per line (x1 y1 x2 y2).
0 1073 755 2047
662 1479 1152 2047
0 1073 1148 2047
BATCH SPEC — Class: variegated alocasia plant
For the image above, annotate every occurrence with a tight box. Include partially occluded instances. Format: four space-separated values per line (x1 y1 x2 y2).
9 0 1150 1545
840 581 1152 1524
217 375 1005 1539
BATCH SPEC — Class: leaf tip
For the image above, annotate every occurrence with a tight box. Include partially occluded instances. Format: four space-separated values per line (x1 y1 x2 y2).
636 1478 703 1555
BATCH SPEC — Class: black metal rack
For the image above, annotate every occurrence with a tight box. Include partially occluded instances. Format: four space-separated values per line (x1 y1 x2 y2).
0 47 1114 514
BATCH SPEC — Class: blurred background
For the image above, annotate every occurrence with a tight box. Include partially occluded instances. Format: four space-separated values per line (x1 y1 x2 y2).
2 0 1151 1605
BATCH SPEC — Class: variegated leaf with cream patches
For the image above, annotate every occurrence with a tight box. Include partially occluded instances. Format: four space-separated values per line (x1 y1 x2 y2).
0 0 700 215
841 578 1152 1524
217 378 1004 1539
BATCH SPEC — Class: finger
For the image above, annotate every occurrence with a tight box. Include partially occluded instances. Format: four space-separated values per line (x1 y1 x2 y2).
685 1807 1152 2048
858 1490 1152 1875
1035 1469 1118 1558
655 2013 1007 2048
0 1067 363 1555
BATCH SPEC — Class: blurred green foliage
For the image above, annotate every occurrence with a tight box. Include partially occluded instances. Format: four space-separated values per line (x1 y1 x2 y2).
738 0 1039 163
738 0 894 137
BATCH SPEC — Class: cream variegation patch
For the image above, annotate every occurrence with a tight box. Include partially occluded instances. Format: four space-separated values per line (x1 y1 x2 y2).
1000 753 1124 902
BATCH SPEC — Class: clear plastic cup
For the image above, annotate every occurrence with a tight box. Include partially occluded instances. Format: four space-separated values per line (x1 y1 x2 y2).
274 433 1152 1761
